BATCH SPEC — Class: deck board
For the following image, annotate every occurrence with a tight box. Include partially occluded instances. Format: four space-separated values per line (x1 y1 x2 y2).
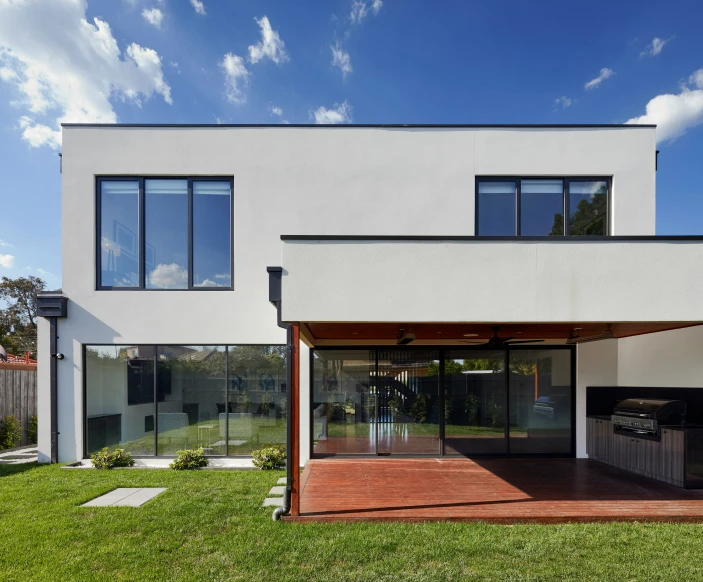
286 458 703 523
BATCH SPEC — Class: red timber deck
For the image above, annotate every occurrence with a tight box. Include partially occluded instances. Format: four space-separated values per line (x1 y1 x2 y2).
286 457 703 523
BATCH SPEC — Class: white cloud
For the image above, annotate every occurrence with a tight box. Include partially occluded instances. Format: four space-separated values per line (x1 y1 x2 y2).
640 37 671 58
194 279 223 287
626 69 703 144
311 100 352 124
584 67 615 90
0 0 172 149
269 105 283 116
214 273 231 280
36 268 58 280
219 53 250 103
0 239 11 247
554 96 573 110
350 0 382 23
350 0 368 23
190 0 206 15
331 42 352 78
142 7 163 28
170 61 180 74
148 263 188 289
0 254 15 268
248 16 288 65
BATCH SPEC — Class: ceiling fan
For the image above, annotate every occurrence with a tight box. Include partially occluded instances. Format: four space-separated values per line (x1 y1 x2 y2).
458 326 545 347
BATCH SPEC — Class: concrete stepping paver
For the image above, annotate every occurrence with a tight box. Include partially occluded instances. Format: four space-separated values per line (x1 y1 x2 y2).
277 477 286 485
262 497 283 507
268 486 285 496
82 488 166 507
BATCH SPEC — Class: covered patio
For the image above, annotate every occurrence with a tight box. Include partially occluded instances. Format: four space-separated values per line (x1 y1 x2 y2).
287 457 703 523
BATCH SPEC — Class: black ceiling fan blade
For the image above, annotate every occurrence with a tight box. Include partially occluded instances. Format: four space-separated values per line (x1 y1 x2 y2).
504 339 545 344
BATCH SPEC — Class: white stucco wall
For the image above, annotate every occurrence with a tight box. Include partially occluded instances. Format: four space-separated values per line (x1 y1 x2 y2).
575 339 618 458
618 326 703 387
38 125 657 462
281 239 703 323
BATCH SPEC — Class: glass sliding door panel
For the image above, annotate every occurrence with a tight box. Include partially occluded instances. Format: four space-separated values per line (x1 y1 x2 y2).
444 350 507 455
227 345 286 455
508 349 572 454
376 349 440 455
312 350 375 455
520 180 564 236
85 345 155 456
156 346 227 455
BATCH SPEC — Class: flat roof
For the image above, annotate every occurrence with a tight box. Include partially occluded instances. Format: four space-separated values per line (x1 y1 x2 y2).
61 123 656 129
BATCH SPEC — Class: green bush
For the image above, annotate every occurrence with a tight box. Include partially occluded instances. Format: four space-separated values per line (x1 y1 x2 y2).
252 444 286 470
27 415 38 445
0 415 22 450
90 448 135 469
170 448 209 470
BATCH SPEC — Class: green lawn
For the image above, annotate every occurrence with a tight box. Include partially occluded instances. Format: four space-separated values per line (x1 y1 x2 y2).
2 464 703 581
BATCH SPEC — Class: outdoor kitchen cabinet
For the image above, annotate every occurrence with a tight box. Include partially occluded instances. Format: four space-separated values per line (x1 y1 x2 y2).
587 417 686 487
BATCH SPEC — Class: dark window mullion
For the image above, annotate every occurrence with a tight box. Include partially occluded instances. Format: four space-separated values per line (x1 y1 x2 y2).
188 178 194 289
515 180 521 236
139 178 146 289
564 180 570 236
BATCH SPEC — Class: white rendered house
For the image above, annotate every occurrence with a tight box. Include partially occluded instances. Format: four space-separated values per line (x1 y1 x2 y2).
37 124 703 505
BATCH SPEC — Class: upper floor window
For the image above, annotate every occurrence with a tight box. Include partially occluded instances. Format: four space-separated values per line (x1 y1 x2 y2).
476 178 609 236
98 177 233 290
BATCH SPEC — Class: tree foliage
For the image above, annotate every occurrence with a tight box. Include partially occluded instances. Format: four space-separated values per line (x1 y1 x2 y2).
0 276 47 357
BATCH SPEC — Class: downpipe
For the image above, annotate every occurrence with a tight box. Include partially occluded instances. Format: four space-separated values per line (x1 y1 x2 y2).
273 304 293 521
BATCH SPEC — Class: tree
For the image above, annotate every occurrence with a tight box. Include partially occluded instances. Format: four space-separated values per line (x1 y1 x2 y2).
0 276 46 357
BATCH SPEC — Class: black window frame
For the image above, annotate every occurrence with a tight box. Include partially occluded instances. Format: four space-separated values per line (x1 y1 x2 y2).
96 176 234 291
475 176 611 237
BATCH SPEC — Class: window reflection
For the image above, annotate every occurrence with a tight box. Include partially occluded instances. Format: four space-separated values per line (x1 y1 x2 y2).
100 181 139 287
477 181 516 235
569 181 608 236
145 180 188 289
520 180 564 236
193 181 232 287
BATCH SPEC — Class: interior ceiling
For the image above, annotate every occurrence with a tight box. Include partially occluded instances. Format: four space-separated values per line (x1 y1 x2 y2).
303 322 703 346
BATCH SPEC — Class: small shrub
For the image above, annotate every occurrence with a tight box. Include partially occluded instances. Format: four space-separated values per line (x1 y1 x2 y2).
170 448 209 470
252 444 286 470
27 415 38 445
90 448 135 470
0 415 22 450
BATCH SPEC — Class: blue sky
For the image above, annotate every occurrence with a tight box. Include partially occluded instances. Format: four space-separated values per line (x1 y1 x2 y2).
0 0 702 289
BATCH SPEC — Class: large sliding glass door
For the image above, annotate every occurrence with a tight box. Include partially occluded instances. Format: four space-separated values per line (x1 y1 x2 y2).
444 350 507 455
376 350 440 455
311 346 574 458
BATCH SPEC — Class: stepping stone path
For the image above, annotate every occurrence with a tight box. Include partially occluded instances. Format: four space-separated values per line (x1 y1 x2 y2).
0 446 37 465
82 488 166 507
262 478 287 508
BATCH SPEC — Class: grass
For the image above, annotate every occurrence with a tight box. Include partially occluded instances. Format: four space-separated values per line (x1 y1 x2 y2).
2 464 703 581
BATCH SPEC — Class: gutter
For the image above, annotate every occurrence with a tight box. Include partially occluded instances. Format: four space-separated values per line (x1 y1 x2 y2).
267 267 293 521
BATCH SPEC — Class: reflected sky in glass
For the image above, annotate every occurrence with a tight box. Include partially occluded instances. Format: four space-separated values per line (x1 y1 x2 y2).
193 181 231 287
100 180 139 287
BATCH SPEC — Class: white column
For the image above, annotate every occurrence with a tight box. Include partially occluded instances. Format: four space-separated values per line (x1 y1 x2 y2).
575 339 618 458
298 341 310 466
36 317 51 463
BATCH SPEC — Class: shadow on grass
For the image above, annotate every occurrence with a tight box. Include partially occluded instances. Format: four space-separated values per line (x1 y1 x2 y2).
0 461 39 477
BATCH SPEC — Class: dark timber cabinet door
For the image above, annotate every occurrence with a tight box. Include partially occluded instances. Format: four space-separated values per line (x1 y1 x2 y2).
660 428 685 487
587 418 686 487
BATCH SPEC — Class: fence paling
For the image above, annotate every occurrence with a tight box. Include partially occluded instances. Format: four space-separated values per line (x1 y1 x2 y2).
0 368 38 446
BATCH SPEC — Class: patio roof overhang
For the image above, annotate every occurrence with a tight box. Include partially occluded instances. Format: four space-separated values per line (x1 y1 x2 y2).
276 235 703 347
